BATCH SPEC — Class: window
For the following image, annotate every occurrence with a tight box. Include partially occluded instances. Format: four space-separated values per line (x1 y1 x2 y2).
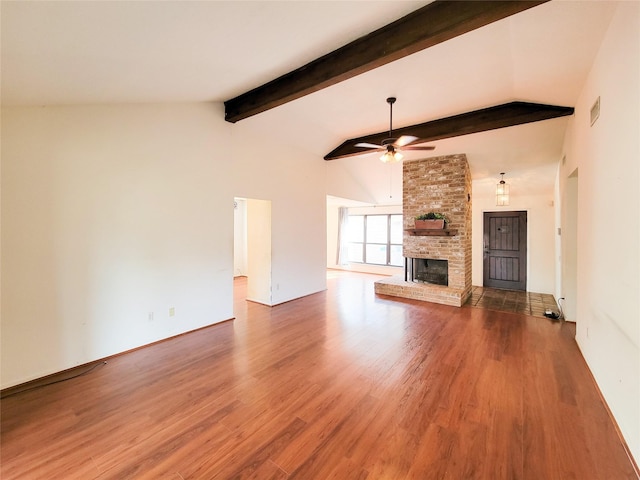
347 214 403 266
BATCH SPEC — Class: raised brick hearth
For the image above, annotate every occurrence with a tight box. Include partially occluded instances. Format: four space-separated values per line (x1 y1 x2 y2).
375 154 472 306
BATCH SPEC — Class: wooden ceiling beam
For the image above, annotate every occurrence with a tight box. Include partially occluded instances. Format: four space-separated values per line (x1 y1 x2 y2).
224 1 549 123
323 102 574 160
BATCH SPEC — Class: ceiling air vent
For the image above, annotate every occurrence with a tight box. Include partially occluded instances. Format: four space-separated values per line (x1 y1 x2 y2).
590 96 600 126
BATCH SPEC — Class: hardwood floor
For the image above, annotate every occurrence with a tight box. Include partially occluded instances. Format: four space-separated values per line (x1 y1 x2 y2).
2 272 637 479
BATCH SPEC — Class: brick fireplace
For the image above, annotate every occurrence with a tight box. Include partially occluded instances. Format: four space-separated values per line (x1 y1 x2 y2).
374 154 472 307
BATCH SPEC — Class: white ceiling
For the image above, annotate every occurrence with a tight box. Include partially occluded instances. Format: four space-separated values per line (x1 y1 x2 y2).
1 0 619 200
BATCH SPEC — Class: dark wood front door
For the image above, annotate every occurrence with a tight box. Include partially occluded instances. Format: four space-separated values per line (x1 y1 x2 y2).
483 211 527 290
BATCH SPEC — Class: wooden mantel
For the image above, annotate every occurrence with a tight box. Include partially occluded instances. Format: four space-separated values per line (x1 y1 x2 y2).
406 228 459 237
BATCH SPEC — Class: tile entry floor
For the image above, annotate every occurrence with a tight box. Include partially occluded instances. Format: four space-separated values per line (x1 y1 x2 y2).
465 286 561 319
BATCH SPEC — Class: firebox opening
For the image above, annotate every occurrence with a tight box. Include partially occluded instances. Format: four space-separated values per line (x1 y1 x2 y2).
406 258 448 286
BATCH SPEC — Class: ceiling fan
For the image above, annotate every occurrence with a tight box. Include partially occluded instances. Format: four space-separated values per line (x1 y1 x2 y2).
356 97 435 163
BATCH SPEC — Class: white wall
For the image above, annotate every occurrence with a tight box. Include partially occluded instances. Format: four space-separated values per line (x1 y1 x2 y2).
233 198 247 277
558 1 639 461
1 103 234 388
246 198 272 305
1 102 329 388
326 156 403 205
327 203 340 268
472 177 557 294
560 170 579 322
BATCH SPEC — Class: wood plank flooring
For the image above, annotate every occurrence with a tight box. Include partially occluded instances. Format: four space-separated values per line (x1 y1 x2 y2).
1 272 637 479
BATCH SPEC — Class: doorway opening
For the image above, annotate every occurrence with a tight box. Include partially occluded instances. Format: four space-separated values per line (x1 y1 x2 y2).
233 197 273 308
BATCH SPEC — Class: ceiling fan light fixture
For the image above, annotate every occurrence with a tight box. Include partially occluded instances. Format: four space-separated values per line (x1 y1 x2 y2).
352 97 435 162
380 151 403 163
380 146 402 163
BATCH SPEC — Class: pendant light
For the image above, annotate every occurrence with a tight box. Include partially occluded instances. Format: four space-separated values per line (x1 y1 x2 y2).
496 172 510 206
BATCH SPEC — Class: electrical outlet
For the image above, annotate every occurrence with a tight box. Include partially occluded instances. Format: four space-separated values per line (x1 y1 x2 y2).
169 307 175 317
148 312 154 322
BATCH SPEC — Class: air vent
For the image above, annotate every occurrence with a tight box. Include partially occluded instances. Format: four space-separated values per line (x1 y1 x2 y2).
590 96 600 126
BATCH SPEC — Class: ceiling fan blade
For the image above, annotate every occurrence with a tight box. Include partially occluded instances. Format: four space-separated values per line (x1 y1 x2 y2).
355 142 383 149
395 135 418 147
402 137 433 146
402 145 436 151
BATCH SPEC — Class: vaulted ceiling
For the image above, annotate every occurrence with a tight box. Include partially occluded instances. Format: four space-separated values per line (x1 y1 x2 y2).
1 1 618 202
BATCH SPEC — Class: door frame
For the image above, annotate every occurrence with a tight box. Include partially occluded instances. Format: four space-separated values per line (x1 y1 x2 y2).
561 170 578 321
